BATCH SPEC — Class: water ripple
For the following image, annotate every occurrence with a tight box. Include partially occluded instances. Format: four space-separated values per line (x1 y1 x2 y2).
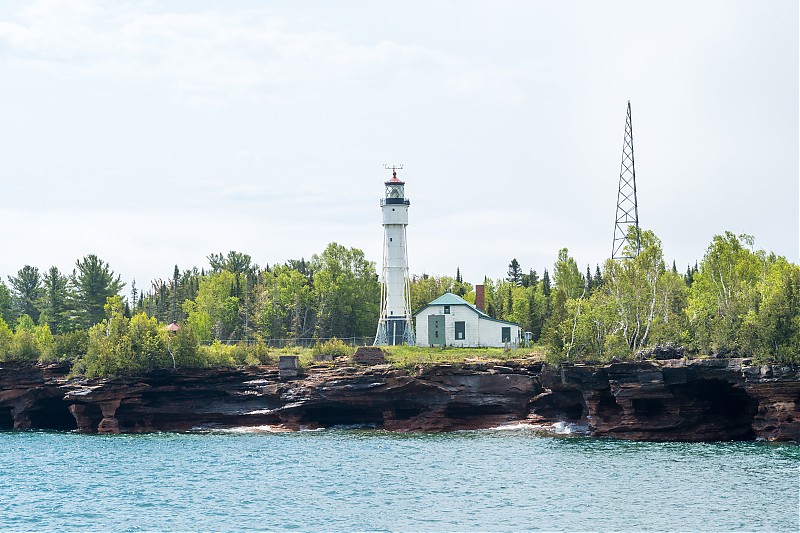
0 430 797 531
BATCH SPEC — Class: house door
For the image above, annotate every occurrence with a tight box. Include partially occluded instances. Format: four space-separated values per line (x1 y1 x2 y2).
428 315 445 346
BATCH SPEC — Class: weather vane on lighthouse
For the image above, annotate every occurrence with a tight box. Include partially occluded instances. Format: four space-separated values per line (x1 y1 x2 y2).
374 164 415 346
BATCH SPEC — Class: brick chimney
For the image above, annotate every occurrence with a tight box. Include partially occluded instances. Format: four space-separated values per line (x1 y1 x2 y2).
475 284 485 312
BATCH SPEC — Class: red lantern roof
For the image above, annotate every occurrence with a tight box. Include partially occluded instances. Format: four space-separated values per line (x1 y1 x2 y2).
385 170 405 185
166 322 181 332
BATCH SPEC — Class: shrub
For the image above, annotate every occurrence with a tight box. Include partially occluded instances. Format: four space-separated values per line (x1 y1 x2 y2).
170 326 201 368
312 337 351 358
0 317 12 360
198 340 236 368
9 328 39 361
51 330 89 363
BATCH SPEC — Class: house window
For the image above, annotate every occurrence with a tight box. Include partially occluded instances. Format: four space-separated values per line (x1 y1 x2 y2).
455 321 465 340
443 305 450 314
501 327 511 343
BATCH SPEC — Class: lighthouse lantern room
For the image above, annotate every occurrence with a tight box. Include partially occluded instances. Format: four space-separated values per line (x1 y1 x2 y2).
374 166 415 346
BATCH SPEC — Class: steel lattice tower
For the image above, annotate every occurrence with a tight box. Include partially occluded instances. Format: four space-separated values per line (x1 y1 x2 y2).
612 101 641 260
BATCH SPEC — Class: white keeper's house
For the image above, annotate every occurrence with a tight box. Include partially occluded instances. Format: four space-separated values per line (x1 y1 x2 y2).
414 292 521 348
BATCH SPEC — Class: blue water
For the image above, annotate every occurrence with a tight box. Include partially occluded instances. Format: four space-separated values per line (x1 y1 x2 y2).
1 429 797 532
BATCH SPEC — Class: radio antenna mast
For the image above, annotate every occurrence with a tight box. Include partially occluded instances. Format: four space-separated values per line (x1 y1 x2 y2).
612 101 641 259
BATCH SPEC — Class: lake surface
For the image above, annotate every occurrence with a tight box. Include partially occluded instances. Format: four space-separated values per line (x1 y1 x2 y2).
1 428 798 531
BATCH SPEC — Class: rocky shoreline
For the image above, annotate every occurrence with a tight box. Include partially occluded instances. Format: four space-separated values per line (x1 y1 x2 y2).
1 358 797 442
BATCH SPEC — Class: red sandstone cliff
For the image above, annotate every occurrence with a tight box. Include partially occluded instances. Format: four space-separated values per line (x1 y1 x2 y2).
0 358 797 442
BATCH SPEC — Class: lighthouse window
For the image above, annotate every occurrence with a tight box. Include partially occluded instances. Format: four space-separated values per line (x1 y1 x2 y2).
443 305 450 314
389 238 392 242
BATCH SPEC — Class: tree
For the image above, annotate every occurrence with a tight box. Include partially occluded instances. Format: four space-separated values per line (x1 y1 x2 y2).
39 266 70 334
311 243 379 339
0 281 13 325
746 261 800 362
410 274 460 313
522 269 539 289
541 269 551 298
130 279 139 309
507 259 523 286
252 265 313 340
0 317 12 360
82 296 168 377
604 230 686 351
71 255 124 329
553 249 584 300
183 271 240 342
585 265 593 293
593 264 603 290
9 315 40 361
686 232 763 353
8 265 42 323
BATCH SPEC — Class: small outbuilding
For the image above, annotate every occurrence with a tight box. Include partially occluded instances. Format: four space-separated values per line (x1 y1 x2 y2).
414 293 521 348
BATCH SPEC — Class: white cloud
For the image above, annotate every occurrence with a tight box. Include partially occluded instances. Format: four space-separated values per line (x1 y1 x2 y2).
0 1 525 105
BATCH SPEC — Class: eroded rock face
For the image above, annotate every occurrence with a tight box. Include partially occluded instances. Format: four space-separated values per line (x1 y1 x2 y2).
563 359 798 442
0 358 797 442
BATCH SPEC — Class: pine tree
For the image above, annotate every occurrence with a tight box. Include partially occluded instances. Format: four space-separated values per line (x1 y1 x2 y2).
131 279 139 309
39 266 70 334
71 255 124 329
586 265 593 292
593 264 603 289
8 265 42 323
542 269 551 298
528 269 539 290
507 259 522 286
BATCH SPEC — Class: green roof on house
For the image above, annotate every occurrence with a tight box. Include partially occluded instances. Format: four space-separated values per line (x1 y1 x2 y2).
414 292 520 327
427 293 473 306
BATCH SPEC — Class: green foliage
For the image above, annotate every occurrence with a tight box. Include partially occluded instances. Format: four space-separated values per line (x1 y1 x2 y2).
80 296 169 377
50 330 89 363
8 265 42 324
170 326 202 367
39 266 71 334
0 317 12 360
507 259 522 286
543 230 687 363
9 315 40 362
71 255 124 329
553 248 585 300
311 243 380 339
197 340 237 368
253 264 314 340
686 232 774 356
0 281 13 325
4 233 796 372
312 337 352 358
183 271 240 341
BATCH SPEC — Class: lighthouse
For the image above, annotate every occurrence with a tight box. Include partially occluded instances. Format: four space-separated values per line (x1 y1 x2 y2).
374 166 415 346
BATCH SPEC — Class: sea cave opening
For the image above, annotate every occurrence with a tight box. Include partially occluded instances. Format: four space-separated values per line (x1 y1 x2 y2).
27 398 78 431
0 406 14 430
671 379 758 440
300 404 385 428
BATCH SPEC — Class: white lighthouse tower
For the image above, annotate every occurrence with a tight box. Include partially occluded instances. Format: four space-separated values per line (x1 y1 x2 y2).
374 166 415 346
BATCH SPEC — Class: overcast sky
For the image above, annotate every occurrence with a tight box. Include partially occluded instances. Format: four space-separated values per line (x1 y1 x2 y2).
0 0 797 293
